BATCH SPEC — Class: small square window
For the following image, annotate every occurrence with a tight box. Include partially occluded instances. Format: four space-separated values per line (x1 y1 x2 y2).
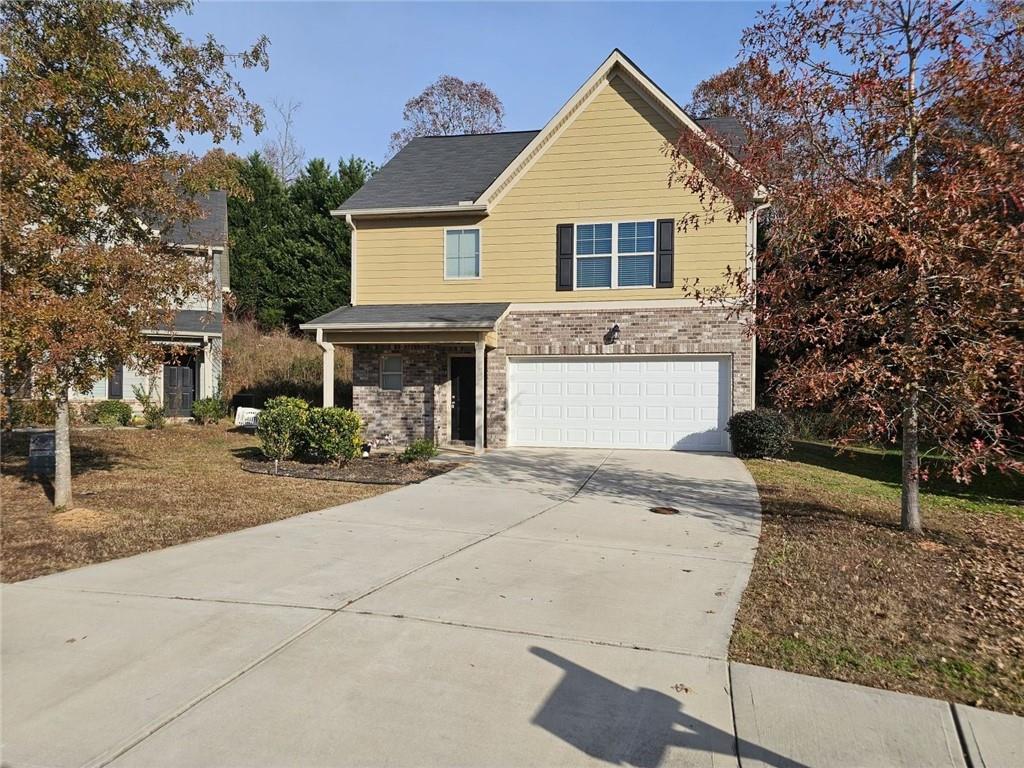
445 229 480 279
381 355 403 391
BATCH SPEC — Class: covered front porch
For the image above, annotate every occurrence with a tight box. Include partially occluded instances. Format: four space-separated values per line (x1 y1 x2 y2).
300 303 509 455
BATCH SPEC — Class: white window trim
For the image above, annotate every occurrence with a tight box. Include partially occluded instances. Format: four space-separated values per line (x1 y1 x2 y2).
380 354 403 391
443 227 482 281
572 220 657 291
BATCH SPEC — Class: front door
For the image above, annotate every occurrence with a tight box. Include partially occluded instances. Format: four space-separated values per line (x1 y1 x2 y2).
450 357 476 442
163 356 196 417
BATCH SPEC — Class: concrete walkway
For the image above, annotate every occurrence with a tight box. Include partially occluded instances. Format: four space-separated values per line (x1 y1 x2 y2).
2 449 1021 767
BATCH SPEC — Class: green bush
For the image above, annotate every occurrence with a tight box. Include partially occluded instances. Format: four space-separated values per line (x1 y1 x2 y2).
192 397 227 425
257 403 308 464
400 439 440 464
95 400 133 427
131 383 165 429
303 407 362 464
3 398 57 428
263 395 311 413
728 408 792 459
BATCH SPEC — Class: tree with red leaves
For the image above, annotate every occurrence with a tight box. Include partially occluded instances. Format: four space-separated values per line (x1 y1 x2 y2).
670 0 1024 533
389 74 504 157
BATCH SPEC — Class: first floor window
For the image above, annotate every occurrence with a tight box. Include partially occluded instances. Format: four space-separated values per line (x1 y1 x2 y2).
574 221 655 289
381 355 403 391
445 228 481 279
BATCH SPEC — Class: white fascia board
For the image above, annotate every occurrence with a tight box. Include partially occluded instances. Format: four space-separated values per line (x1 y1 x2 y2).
298 322 496 332
329 204 488 218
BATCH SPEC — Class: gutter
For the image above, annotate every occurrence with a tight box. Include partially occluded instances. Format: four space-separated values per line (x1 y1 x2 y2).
299 322 497 332
329 203 488 218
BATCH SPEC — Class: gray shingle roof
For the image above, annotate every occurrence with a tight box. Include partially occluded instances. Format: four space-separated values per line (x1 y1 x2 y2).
695 117 748 160
337 132 539 212
302 303 509 330
148 310 223 336
160 191 228 247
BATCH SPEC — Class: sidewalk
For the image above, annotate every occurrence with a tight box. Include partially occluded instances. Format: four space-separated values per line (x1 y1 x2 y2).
730 662 1023 768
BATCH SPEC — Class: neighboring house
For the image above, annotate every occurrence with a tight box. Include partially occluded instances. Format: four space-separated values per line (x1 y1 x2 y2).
302 50 763 454
71 191 229 417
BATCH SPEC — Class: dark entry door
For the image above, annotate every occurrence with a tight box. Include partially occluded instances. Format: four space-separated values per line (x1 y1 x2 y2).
450 357 476 442
163 356 196 417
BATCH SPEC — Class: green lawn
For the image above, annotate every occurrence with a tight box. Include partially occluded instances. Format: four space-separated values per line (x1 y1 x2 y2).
733 441 1024 715
766 440 1023 518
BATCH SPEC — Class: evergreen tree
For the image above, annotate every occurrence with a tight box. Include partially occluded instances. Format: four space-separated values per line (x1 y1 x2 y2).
228 153 373 328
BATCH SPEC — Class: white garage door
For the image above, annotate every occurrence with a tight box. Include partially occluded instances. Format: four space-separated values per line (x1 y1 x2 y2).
507 356 731 451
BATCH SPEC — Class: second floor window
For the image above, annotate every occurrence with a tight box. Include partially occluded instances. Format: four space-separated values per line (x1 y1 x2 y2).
445 228 481 279
575 221 655 289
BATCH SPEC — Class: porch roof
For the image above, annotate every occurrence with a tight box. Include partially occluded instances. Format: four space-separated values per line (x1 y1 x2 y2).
300 302 509 332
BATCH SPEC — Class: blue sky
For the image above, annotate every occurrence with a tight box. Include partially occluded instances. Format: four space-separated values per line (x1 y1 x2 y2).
174 2 767 167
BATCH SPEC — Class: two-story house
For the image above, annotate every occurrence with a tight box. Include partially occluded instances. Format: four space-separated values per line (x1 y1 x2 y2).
302 50 761 454
71 191 229 417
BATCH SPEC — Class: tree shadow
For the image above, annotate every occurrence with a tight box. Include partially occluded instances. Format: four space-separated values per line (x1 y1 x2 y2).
444 449 761 537
530 647 807 768
790 441 1024 505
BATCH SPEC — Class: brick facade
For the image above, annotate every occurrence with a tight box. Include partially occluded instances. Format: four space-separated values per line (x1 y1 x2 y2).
351 306 753 450
352 344 473 446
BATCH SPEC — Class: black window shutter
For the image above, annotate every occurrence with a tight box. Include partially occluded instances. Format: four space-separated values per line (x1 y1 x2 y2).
556 224 574 291
656 218 674 288
108 365 124 399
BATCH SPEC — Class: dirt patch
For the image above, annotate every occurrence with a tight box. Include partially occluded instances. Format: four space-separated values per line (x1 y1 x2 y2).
241 455 459 485
734 443 1024 716
51 507 117 533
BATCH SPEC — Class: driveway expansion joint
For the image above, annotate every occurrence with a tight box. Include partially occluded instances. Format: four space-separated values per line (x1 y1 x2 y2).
342 608 728 663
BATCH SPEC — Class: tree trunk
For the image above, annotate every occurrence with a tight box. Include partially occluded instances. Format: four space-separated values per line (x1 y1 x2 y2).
901 392 922 533
53 397 73 509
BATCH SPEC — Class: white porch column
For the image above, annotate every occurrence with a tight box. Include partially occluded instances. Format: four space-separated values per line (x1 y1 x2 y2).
316 328 335 408
475 338 485 455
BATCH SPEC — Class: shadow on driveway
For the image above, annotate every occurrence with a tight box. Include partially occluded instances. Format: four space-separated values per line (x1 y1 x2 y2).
531 647 807 768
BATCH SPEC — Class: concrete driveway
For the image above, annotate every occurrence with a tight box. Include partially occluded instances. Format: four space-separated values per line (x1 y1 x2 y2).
2 449 762 768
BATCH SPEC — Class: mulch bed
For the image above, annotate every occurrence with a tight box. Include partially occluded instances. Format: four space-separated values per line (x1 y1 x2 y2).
241 454 460 485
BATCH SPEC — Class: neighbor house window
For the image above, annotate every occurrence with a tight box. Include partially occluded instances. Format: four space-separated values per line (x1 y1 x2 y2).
380 355 403 391
574 221 655 289
445 228 481 279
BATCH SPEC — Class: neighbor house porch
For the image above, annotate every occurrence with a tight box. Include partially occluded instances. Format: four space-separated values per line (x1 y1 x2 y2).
301 303 509 455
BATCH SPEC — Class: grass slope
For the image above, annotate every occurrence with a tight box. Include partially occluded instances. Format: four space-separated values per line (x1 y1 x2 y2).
734 441 1024 715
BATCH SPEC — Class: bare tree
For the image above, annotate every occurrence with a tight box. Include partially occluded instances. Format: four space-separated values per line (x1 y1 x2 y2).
261 98 305 184
388 75 504 158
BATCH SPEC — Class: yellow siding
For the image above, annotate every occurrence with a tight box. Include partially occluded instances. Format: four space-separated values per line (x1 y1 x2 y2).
355 74 746 305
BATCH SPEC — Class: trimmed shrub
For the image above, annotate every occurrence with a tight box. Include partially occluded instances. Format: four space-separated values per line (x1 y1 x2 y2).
303 407 362 464
95 400 133 427
263 396 311 413
192 397 227 425
400 439 440 464
257 404 307 465
728 408 793 458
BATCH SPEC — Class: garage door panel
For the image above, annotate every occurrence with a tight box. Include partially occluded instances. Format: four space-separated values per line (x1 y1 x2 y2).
508 356 731 452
